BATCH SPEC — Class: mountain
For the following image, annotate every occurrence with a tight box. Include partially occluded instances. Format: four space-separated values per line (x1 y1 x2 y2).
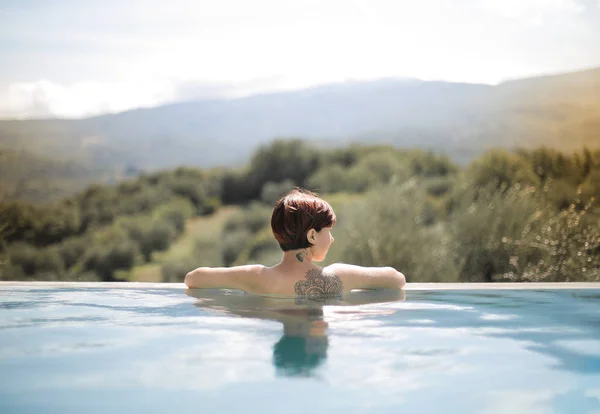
0 148 133 203
1 67 599 198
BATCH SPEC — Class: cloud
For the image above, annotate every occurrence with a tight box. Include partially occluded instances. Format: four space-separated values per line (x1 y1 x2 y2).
1 0 598 119
0 75 301 119
481 0 586 25
587 388 600 401
0 80 176 119
484 388 570 414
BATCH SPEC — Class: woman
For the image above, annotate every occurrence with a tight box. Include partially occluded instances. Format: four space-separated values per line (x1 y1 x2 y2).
184 188 406 297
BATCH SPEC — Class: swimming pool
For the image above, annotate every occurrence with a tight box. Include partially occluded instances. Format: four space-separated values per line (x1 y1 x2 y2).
1 282 600 413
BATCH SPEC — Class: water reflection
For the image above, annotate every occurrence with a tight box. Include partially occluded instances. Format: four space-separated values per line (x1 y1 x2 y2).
395 290 600 376
185 289 405 377
272 308 328 376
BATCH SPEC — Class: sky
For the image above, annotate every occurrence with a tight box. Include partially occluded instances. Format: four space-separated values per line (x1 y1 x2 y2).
1 0 599 119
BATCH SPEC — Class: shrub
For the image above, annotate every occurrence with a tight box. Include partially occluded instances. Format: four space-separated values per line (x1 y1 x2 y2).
543 178 578 210
83 228 138 280
411 151 459 177
468 149 540 190
423 176 456 197
503 195 600 282
153 198 195 234
306 165 352 194
221 229 253 266
518 147 583 183
234 228 280 265
161 257 198 283
120 217 174 262
448 182 543 282
56 237 88 269
335 181 459 282
261 180 296 205
198 196 221 216
0 201 80 247
223 202 271 235
7 243 65 279
116 186 174 216
221 170 254 204
244 139 321 199
139 221 173 262
581 168 600 204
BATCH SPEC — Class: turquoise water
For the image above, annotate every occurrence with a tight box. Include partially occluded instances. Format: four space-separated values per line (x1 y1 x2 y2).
1 285 600 414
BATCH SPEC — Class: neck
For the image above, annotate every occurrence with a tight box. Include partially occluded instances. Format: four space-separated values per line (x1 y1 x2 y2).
280 249 314 267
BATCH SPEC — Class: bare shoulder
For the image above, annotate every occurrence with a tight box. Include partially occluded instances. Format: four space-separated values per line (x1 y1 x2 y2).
324 263 396 277
205 264 265 275
184 264 265 290
324 263 406 290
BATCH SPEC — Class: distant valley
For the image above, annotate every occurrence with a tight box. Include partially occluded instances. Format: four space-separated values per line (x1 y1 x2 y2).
1 67 599 203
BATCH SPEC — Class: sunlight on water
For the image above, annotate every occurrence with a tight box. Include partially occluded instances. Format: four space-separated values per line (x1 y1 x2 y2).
1 285 600 414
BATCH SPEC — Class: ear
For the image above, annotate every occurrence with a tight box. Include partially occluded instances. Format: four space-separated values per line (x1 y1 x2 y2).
307 228 317 244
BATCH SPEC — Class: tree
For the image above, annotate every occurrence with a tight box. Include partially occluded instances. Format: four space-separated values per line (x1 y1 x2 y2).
468 149 540 190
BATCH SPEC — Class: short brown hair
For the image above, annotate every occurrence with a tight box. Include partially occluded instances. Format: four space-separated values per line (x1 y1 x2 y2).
271 188 336 251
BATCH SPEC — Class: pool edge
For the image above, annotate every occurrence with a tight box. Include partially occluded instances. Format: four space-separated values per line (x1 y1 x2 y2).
1 281 599 290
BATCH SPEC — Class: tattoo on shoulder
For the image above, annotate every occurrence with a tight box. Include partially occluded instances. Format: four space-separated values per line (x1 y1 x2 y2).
295 269 343 299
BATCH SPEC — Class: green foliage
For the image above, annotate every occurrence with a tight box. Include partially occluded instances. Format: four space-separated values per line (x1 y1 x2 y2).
120 217 174 262
83 228 138 281
248 139 320 192
307 150 410 194
423 176 456 197
157 169 212 214
261 180 296 205
7 243 64 279
518 147 589 184
161 257 198 283
0 201 38 244
161 227 227 283
78 185 121 230
0 201 80 246
221 229 253 267
448 183 543 282
56 237 88 269
223 202 271 234
306 165 352 193
334 181 460 282
2 140 599 283
1 165 223 280
543 178 578 210
200 197 221 216
503 195 600 282
307 148 457 195
235 227 281 266
222 139 320 203
581 168 600 203
0 148 99 204
410 151 459 177
153 198 195 234
468 149 540 190
220 203 273 265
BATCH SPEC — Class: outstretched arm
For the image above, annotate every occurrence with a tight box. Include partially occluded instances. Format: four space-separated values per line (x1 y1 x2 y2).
184 265 264 292
325 263 406 291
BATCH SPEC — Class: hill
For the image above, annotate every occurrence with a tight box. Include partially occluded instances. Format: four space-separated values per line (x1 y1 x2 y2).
1 67 599 202
2 141 598 284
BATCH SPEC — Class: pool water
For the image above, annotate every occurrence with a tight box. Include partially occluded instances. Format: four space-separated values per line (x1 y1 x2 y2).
1 283 600 414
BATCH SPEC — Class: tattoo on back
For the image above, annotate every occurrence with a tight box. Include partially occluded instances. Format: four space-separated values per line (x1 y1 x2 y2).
295 269 343 299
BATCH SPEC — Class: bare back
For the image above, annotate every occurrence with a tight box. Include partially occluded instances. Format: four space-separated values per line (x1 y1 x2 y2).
257 265 344 297
185 262 405 298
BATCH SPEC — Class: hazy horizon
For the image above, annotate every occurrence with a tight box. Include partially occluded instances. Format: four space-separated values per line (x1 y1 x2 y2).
2 0 600 119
